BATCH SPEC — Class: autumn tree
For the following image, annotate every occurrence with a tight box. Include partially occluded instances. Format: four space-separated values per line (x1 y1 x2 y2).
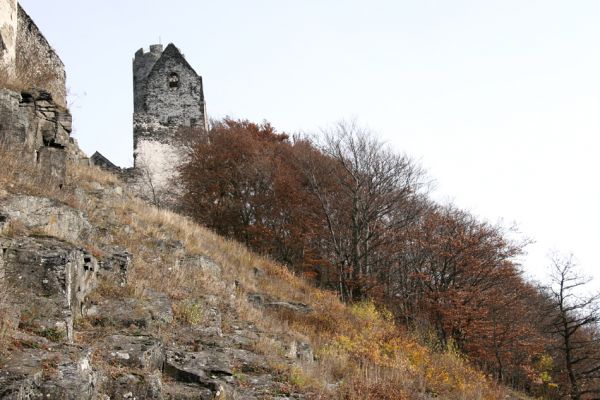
295 121 425 301
545 255 600 399
178 118 325 275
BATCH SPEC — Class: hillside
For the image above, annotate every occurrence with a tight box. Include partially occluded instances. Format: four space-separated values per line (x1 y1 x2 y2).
0 91 530 399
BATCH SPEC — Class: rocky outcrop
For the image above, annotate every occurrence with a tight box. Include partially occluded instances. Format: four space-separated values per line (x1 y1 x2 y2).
0 89 83 184
0 195 92 242
0 344 97 399
0 236 99 342
85 290 174 329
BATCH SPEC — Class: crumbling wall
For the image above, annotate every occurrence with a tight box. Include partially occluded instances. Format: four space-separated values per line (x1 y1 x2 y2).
16 5 66 107
130 43 207 207
133 44 163 113
0 0 17 75
0 88 76 183
142 46 206 128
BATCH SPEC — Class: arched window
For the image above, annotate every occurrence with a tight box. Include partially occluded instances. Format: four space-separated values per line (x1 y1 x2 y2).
168 72 180 88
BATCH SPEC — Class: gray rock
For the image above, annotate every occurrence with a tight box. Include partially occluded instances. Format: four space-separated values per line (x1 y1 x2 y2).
102 335 164 371
164 349 232 393
99 371 163 400
98 248 132 284
179 254 222 280
0 195 92 243
162 382 214 400
285 340 314 362
0 88 78 186
86 290 173 329
1 236 98 342
247 293 313 315
0 346 96 400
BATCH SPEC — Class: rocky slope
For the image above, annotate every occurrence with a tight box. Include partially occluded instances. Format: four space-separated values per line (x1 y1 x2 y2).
0 89 528 399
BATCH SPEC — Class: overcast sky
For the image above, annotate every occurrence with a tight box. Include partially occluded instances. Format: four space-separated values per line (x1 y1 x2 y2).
19 0 600 287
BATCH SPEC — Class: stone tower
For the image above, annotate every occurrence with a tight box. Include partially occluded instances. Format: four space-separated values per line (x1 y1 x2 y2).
132 43 207 205
0 0 17 76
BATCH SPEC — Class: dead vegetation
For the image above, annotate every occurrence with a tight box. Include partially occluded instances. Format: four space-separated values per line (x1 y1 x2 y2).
0 149 529 399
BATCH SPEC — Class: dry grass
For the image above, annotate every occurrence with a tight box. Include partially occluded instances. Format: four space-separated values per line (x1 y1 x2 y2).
70 174 517 399
0 154 528 399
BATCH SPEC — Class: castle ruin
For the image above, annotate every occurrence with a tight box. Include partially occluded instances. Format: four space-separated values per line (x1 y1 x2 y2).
92 43 207 206
0 0 67 107
132 43 207 205
0 0 79 184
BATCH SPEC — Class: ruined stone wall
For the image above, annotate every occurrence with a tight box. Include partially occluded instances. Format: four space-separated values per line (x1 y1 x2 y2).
131 43 207 206
0 88 77 183
133 44 163 113
143 53 206 129
0 0 17 76
16 5 66 107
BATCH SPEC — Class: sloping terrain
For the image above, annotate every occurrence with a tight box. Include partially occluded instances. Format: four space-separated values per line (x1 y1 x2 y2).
0 144 527 399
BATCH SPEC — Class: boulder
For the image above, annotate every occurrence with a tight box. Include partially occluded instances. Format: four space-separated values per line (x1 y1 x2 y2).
162 382 214 400
97 248 132 284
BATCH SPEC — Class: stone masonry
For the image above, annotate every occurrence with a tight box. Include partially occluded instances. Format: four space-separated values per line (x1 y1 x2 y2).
16 4 67 107
130 43 208 206
0 0 66 107
0 0 17 77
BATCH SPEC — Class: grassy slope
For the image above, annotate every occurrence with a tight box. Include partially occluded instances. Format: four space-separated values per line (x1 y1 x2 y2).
0 149 528 399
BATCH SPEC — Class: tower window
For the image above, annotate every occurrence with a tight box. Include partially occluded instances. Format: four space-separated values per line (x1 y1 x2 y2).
168 72 180 88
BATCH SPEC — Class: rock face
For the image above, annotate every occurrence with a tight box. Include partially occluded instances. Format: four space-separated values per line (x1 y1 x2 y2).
0 195 92 242
85 290 174 329
0 345 97 399
0 236 98 342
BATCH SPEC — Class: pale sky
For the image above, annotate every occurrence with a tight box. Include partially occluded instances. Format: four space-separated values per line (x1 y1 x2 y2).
20 0 600 287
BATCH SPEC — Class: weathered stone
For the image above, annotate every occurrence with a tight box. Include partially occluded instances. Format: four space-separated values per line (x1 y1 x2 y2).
86 290 173 329
285 340 314 362
127 43 207 207
0 88 79 186
248 292 313 314
98 248 131 284
98 371 163 400
179 254 222 280
16 5 67 107
102 335 164 371
38 146 67 181
0 346 96 400
164 349 232 393
163 382 214 400
0 195 92 242
1 236 98 342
